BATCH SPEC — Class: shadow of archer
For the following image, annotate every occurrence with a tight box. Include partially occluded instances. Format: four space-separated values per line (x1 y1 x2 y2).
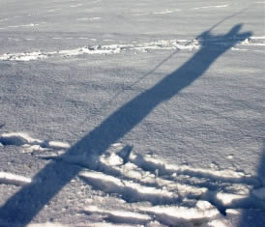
0 24 251 224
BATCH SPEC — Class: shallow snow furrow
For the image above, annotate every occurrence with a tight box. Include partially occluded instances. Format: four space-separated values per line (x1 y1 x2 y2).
0 37 263 61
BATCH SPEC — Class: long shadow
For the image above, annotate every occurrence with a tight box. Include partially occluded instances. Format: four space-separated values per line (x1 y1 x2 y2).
239 141 265 226
0 24 251 224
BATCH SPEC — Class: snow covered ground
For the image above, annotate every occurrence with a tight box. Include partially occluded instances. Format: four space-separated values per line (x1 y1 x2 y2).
0 0 264 226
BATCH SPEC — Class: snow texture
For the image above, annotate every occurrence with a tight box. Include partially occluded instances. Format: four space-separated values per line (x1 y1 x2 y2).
0 0 264 226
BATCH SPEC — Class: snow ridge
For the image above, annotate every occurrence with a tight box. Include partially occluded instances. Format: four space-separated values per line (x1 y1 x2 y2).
0 40 196 61
0 36 263 62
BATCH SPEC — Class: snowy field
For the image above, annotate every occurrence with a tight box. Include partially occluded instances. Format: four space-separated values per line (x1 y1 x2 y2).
0 0 265 226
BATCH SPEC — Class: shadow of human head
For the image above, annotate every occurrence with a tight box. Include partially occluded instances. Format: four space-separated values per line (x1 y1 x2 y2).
197 24 252 48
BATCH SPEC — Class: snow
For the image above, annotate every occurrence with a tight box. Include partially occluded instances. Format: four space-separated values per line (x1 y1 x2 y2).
0 171 32 186
0 0 264 226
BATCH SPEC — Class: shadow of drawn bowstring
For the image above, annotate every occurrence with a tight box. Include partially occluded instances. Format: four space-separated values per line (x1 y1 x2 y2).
0 24 252 224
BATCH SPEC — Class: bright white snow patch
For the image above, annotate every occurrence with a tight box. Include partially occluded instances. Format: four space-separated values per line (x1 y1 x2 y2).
139 201 222 226
192 5 229 10
28 223 67 227
8 23 40 28
0 171 32 186
0 132 42 146
47 141 70 149
70 4 82 8
0 39 198 62
216 192 248 206
152 9 181 15
84 206 152 224
0 132 70 152
0 51 48 61
77 17 101 21
79 170 178 204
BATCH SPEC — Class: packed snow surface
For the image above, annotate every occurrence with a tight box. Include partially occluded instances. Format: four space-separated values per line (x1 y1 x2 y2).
0 0 264 226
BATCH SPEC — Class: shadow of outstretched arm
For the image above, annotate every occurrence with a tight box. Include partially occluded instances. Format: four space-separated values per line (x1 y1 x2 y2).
0 24 252 224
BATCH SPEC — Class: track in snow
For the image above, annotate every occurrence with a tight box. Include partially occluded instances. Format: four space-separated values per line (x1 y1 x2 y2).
0 36 264 62
1 132 264 225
